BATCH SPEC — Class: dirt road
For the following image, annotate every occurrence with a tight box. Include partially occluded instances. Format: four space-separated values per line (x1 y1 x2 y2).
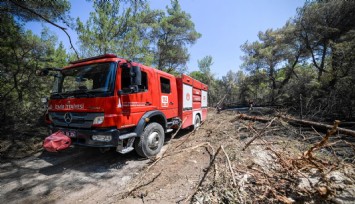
1 109 354 203
0 128 210 203
0 147 150 203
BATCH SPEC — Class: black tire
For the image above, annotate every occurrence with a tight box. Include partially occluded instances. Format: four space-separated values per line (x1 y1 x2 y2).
135 122 165 158
194 115 201 130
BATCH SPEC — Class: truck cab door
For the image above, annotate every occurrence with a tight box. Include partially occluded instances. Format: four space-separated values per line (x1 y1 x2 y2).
117 64 154 128
158 74 178 119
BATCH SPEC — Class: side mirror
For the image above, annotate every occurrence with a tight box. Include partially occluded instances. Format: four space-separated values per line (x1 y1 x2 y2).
36 68 49 76
130 66 141 86
41 97 48 104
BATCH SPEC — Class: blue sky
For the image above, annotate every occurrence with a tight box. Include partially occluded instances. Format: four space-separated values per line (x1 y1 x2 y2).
26 0 305 78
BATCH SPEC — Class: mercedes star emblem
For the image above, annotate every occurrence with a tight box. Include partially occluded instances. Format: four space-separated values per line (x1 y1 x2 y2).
64 112 72 124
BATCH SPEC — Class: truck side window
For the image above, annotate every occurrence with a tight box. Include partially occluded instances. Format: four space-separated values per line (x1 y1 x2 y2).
160 77 170 94
121 66 148 93
140 72 148 90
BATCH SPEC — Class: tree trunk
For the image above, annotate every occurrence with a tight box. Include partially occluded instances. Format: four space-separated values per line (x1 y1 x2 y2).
279 116 355 137
230 113 355 137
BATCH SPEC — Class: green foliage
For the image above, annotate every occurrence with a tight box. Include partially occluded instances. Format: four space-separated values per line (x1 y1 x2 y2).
193 56 213 83
76 0 200 74
0 14 68 130
197 56 218 105
197 55 213 74
237 0 355 119
189 71 206 84
76 0 134 57
241 28 285 104
80 0 157 61
153 0 201 73
189 56 223 106
222 71 239 104
0 0 71 23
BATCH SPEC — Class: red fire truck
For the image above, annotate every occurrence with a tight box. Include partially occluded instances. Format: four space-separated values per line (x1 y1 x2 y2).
38 54 208 157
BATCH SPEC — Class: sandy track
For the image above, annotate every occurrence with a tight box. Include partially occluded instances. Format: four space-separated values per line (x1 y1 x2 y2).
0 147 149 203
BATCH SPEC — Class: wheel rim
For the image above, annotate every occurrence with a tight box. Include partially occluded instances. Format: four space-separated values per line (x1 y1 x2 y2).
147 131 160 150
195 117 201 128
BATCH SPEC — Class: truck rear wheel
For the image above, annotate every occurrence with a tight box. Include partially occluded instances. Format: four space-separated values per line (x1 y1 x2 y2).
194 115 201 130
135 122 165 158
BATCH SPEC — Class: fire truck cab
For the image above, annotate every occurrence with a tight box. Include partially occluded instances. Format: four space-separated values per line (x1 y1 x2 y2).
38 54 208 157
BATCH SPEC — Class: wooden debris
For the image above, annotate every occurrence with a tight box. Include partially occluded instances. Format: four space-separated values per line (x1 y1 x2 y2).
242 117 277 151
126 172 162 197
280 116 355 137
230 114 271 123
185 146 222 203
303 120 340 159
215 94 227 112
120 110 354 203
221 145 237 187
231 113 355 137
173 120 205 150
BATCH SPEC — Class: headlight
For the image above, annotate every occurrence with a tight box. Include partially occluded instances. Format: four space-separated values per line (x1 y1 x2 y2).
93 116 104 125
92 135 112 142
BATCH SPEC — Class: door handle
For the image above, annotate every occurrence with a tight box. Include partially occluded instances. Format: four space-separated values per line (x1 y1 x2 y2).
145 102 152 106
170 102 174 105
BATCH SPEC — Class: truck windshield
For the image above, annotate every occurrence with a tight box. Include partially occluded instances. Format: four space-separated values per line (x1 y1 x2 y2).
51 62 116 98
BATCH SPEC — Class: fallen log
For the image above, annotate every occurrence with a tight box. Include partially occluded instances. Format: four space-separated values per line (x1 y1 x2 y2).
281 116 355 137
230 114 355 137
230 114 271 123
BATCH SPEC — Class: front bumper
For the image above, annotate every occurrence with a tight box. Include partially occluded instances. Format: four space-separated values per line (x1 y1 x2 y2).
50 126 120 147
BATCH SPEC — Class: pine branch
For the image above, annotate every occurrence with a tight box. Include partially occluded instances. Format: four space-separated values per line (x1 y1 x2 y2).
9 0 79 59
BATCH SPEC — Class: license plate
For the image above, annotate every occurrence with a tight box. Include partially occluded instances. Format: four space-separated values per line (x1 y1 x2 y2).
64 130 76 138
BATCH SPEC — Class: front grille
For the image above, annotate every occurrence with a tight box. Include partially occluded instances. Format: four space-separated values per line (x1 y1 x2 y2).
49 112 104 128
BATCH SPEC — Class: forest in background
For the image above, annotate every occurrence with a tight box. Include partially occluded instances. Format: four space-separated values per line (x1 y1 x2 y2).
1 0 355 136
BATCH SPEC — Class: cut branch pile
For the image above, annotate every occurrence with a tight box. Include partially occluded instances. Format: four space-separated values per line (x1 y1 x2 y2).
119 109 354 203
194 110 355 203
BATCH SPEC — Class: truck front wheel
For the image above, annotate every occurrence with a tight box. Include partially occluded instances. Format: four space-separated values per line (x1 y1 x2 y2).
135 122 165 158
